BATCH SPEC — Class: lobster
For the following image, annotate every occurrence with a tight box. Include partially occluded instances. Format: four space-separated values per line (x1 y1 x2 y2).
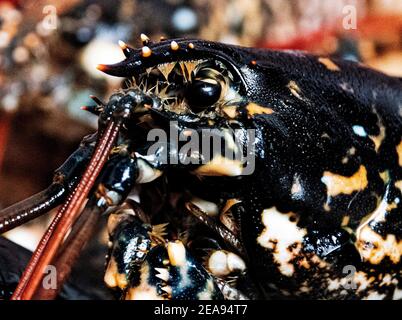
0 36 401 300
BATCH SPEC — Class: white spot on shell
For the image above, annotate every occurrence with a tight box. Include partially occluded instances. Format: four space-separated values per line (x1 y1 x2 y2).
257 208 306 277
353 125 368 137
356 228 402 264
321 165 368 197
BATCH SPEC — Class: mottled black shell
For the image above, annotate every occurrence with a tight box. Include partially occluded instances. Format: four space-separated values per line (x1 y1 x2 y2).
103 39 402 299
233 49 402 299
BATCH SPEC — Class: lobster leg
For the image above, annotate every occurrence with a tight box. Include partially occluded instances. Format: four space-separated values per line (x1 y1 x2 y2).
0 133 97 234
185 202 244 255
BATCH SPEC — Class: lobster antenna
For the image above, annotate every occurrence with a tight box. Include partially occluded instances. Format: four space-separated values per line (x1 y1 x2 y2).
0 183 66 234
12 120 121 300
90 95 105 106
33 198 101 299
81 105 103 116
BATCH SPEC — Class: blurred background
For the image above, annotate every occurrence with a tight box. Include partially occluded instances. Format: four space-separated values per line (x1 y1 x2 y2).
0 0 401 298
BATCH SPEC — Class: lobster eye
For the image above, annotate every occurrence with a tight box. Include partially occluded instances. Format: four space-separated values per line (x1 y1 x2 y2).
186 79 222 113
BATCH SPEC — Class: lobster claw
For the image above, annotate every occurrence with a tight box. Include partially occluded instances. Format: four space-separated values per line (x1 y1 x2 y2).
104 210 153 291
124 241 223 300
104 207 223 300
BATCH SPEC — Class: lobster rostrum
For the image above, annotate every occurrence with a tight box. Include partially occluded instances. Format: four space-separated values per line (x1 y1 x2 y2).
0 35 402 300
